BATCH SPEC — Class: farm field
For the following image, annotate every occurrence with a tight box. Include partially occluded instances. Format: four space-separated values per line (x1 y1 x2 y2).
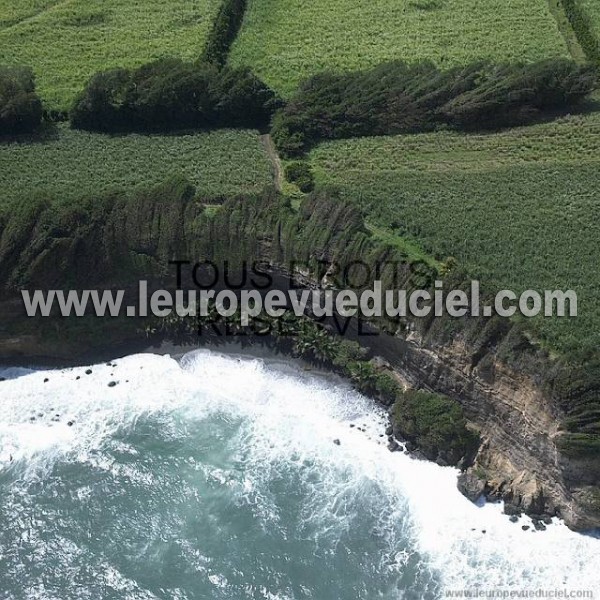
229 0 570 96
0 0 221 112
0 125 272 206
309 113 600 353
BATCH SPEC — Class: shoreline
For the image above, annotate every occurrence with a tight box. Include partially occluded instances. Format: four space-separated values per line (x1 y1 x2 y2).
3 335 599 536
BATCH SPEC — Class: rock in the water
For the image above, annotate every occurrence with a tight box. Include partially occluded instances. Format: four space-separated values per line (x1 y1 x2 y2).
509 515 519 523
457 471 486 502
521 525 530 531
503 503 522 517
533 520 546 531
43 378 49 383
108 381 117 388
67 421 74 427
388 440 400 452
435 455 448 467
404 440 417 452
85 369 92 375
333 439 341 446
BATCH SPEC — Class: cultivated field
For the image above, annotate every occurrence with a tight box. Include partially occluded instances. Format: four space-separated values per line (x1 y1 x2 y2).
309 114 600 353
0 0 221 112
230 0 570 96
0 125 272 205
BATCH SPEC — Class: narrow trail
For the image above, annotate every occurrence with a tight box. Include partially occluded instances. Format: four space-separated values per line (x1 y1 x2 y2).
261 133 284 192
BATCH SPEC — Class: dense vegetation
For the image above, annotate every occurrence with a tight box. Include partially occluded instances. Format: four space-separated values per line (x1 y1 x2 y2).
70 58 281 132
229 0 569 96
0 65 42 134
560 0 600 63
581 0 600 37
0 124 272 206
202 0 247 67
0 0 221 112
309 113 600 355
393 390 480 465
284 162 314 192
272 59 597 156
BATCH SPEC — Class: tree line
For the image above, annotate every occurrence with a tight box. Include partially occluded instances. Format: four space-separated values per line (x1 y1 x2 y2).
1 57 597 150
70 58 282 132
272 59 598 156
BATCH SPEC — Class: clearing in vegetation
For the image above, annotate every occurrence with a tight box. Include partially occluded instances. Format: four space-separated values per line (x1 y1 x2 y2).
0 125 272 206
230 0 570 96
309 113 600 354
0 0 221 112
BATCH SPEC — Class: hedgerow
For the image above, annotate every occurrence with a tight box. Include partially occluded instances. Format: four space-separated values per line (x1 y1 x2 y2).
70 58 281 132
559 0 600 64
272 59 597 157
202 0 247 67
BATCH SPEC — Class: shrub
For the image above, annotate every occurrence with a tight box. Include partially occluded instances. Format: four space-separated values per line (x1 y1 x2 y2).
559 0 600 64
284 161 315 192
70 58 281 132
272 59 597 157
203 0 247 68
0 66 43 134
393 389 479 465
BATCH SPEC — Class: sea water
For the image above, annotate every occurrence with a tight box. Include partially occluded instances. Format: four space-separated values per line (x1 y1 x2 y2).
0 350 598 599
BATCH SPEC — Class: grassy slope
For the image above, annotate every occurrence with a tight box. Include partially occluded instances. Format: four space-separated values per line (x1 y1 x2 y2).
309 114 600 353
230 0 569 96
0 0 221 112
0 0 59 27
0 125 272 206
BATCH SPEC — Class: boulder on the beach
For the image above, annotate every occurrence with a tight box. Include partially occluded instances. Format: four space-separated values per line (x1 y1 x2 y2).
457 470 486 502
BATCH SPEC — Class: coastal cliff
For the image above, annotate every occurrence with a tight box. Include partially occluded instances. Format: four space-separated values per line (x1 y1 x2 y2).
0 179 598 530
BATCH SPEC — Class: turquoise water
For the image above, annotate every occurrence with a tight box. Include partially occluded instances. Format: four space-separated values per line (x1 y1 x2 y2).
0 351 598 599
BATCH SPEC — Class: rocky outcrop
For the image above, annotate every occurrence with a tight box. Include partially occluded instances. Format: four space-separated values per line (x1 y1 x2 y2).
379 333 600 530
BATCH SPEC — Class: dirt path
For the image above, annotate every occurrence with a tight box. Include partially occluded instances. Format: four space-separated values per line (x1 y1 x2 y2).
260 134 284 192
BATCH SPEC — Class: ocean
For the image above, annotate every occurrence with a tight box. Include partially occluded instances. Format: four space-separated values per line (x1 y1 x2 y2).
0 350 598 599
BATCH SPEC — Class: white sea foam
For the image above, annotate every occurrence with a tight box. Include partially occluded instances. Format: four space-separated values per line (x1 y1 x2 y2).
0 349 598 596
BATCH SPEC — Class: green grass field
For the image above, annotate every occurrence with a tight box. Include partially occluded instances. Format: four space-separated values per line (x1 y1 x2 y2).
309 113 600 352
230 0 570 96
0 0 220 112
0 0 59 27
0 125 272 205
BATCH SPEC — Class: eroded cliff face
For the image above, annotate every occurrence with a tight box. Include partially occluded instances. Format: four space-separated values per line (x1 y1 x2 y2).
0 182 598 530
381 332 600 530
